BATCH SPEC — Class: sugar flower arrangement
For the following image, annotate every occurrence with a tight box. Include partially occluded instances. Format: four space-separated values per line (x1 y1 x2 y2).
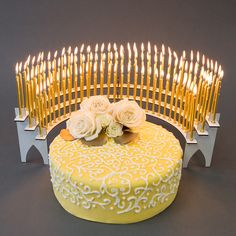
60 96 146 146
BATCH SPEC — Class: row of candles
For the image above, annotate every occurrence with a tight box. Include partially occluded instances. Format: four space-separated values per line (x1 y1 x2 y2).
15 43 223 139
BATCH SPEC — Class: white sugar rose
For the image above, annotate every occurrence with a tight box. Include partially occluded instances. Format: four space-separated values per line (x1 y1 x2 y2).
80 95 111 115
97 113 113 128
106 121 123 138
66 111 102 141
110 99 146 128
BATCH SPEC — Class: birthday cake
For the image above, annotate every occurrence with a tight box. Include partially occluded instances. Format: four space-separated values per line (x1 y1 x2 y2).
49 96 183 223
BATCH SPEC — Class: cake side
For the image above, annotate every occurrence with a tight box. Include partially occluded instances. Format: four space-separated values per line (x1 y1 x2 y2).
49 121 182 223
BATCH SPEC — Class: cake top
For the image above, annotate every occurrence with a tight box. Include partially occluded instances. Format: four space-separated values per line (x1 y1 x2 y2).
49 121 182 189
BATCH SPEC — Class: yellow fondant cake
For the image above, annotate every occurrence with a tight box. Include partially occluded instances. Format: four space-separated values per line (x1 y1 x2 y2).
49 121 182 224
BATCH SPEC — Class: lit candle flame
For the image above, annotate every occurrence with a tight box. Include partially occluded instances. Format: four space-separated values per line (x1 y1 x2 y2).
40 52 44 61
193 85 197 95
68 46 71 54
160 70 164 77
220 70 224 79
155 68 158 78
141 65 145 74
27 55 31 65
37 53 41 63
127 42 131 52
95 53 98 61
190 50 193 61
202 55 205 65
166 73 170 80
32 56 35 65
87 45 91 53
15 63 18 74
95 44 98 53
74 47 78 55
207 58 210 69
54 50 58 58
80 44 84 53
154 45 157 54
61 47 65 56
93 62 97 72
108 42 111 51
183 72 188 85
47 51 51 61
113 43 117 51
19 62 22 72
58 57 61 67
128 63 131 72
185 61 188 71
214 61 218 73
162 44 165 54
101 43 104 52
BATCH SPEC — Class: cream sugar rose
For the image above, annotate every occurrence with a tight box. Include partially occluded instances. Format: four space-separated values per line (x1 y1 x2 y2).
66 96 146 142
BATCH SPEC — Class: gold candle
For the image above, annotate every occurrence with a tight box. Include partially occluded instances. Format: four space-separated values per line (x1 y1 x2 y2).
174 74 181 122
206 65 217 115
145 67 151 111
36 86 43 136
163 73 170 117
23 63 29 111
152 68 158 113
178 73 188 125
182 80 191 129
190 86 197 140
67 68 72 115
140 65 145 107
133 65 138 100
199 79 207 124
15 63 22 117
74 65 78 110
201 74 212 131
127 62 131 98
158 70 164 116
212 70 223 122
43 81 48 127
99 62 104 95
47 78 52 125
120 64 124 99
195 69 204 123
30 70 35 117
56 72 61 120
113 63 117 102
62 69 66 117
169 74 177 120
26 74 32 127
79 65 84 101
18 62 25 109
93 62 98 96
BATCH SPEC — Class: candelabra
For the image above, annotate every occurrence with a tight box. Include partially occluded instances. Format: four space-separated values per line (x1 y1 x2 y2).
14 42 223 167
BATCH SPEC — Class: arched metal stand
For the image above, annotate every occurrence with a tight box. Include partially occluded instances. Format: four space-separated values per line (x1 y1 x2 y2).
14 107 220 168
